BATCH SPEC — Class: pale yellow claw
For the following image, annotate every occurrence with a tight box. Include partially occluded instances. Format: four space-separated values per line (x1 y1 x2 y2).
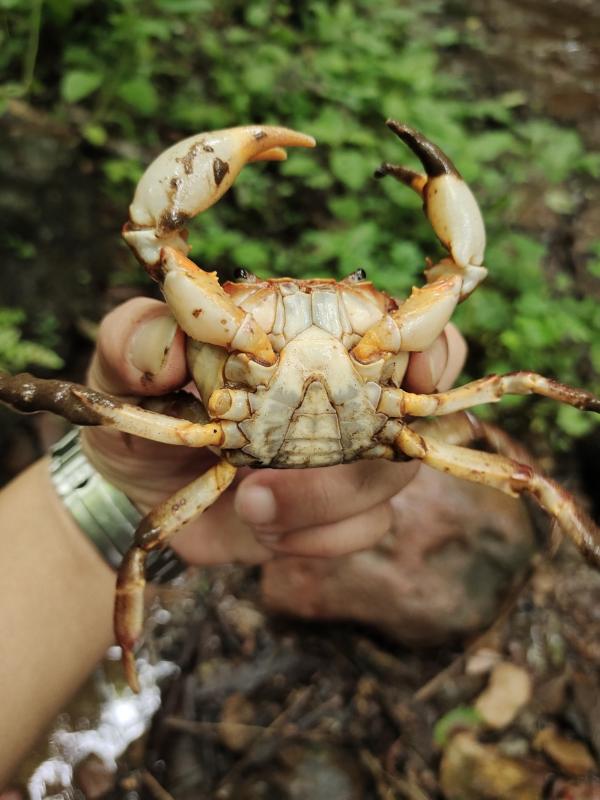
123 125 315 267
160 247 277 365
122 125 314 362
352 274 462 362
375 120 487 298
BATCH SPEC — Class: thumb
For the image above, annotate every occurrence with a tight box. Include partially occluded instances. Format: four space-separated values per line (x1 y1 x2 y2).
88 297 188 396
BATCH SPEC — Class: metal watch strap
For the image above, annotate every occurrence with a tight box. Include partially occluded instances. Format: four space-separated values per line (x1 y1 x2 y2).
49 428 186 582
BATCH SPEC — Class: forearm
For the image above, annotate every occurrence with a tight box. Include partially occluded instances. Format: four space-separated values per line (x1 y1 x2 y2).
0 457 115 786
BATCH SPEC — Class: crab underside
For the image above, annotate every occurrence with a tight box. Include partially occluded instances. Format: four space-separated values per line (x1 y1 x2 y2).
1 120 599 692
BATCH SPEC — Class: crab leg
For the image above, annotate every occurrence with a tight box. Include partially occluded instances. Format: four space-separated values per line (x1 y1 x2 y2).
115 459 237 692
409 411 535 465
378 371 600 418
122 126 315 363
0 372 225 447
392 421 600 569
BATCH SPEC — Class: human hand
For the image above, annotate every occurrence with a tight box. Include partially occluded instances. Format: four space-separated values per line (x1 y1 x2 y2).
83 297 467 566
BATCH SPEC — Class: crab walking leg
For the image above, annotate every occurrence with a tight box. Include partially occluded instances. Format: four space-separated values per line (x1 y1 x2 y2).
393 423 600 569
375 120 488 298
115 460 237 692
410 412 536 466
0 372 224 447
378 371 600 418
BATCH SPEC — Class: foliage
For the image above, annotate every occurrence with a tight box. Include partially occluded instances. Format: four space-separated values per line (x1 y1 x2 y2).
0 0 598 443
0 308 63 372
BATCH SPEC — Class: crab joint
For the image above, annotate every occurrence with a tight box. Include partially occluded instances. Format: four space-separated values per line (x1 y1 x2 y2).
207 388 251 421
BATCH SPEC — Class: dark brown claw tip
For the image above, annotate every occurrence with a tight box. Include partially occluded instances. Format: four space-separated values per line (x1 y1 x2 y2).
385 119 460 178
374 162 392 179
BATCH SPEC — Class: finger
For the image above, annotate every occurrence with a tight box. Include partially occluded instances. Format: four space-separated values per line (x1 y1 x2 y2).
170 488 274 565
403 322 467 393
259 500 393 557
436 322 468 391
88 297 188 396
233 459 419 536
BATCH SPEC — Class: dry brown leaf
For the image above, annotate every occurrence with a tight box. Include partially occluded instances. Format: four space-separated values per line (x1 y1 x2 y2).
475 661 532 729
218 692 257 752
534 726 596 777
440 732 544 800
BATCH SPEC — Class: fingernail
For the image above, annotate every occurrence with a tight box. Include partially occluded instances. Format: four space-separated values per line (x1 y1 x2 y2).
425 334 449 389
235 485 277 526
129 315 178 376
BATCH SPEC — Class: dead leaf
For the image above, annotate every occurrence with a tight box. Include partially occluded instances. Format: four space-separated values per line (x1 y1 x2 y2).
534 726 596 777
440 732 544 800
475 662 532 729
218 692 257 752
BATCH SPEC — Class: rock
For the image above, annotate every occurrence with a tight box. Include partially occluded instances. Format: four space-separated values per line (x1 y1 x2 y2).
475 662 532 730
261 465 535 646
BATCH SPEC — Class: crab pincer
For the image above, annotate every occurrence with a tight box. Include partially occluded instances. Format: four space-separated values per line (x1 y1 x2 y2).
352 121 488 363
122 125 315 366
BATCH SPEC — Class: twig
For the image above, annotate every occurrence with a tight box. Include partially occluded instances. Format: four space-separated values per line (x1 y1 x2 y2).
360 749 431 800
141 769 176 800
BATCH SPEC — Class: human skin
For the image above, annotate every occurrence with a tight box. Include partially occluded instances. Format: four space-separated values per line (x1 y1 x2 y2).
0 297 466 785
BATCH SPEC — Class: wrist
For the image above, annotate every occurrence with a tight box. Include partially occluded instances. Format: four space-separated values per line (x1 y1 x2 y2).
49 428 186 582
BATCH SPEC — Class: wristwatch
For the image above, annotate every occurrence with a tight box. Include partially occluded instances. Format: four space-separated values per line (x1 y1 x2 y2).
49 427 186 583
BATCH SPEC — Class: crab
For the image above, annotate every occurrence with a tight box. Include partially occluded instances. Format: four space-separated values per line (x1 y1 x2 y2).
2 120 599 693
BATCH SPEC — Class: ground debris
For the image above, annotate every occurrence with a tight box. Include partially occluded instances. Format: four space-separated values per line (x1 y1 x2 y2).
439 732 546 800
474 661 532 729
533 725 597 777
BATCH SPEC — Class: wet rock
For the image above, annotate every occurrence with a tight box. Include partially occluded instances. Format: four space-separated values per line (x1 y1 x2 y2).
262 466 535 646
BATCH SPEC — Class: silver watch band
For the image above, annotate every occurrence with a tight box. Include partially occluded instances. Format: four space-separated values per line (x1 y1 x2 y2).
49 428 186 583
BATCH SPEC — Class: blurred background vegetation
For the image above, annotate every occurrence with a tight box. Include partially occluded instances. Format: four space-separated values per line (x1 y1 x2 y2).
1 0 599 457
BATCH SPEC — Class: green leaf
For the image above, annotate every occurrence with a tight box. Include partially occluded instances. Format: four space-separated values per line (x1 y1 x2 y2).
61 69 103 103
117 77 159 115
82 122 107 146
330 149 372 190
434 706 482 747
557 405 595 438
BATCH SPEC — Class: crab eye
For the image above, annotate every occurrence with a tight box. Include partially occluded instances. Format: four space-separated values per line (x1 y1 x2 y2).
348 268 367 282
233 267 255 282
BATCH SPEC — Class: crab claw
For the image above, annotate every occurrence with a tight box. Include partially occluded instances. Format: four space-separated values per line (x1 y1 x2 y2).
160 246 277 365
376 120 487 297
123 125 315 271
